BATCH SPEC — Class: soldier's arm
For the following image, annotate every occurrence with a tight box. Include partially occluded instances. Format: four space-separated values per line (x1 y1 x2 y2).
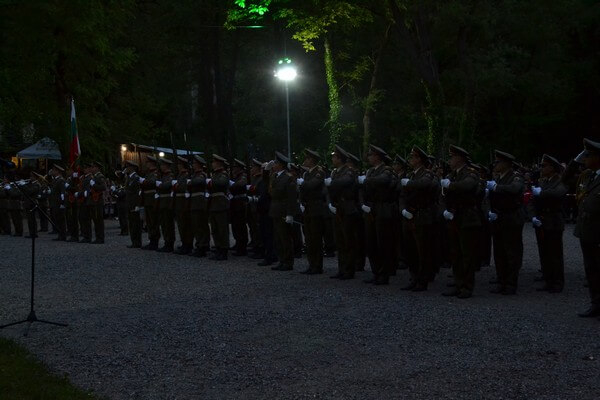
405 171 436 190
494 176 525 195
93 176 107 192
302 170 325 191
539 181 568 200
366 169 392 187
447 173 479 193
285 177 298 216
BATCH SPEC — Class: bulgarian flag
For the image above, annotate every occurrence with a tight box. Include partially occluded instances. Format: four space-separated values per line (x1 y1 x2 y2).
69 98 81 165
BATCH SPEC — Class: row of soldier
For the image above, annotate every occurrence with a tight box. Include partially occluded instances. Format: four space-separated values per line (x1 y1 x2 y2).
1 138 598 317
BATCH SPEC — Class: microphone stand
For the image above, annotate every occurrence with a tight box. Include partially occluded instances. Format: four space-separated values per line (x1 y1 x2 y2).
0 172 68 336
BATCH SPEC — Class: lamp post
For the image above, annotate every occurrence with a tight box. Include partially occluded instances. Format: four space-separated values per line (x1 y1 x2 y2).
274 58 297 160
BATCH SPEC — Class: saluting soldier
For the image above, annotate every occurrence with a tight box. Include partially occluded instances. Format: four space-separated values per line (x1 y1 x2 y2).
269 151 299 271
78 163 93 243
48 164 67 241
440 145 482 299
570 139 600 318
156 157 175 253
140 156 161 250
23 171 41 238
400 146 438 291
327 145 360 279
247 159 264 258
208 154 231 261
360 145 398 285
189 155 210 257
487 150 526 295
65 167 80 242
124 160 142 248
173 156 193 255
0 179 11 235
230 159 249 256
88 161 106 244
297 149 326 275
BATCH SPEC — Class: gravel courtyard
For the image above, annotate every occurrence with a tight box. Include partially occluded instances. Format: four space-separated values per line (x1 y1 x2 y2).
1 221 598 399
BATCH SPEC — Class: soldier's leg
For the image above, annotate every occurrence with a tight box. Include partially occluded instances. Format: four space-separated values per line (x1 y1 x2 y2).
234 210 248 253
219 211 229 254
355 216 366 271
72 205 80 240
119 207 129 234
260 215 275 263
580 240 600 306
247 207 260 249
534 227 548 283
165 209 175 246
27 210 37 236
459 227 479 295
546 230 564 291
365 216 381 278
448 223 462 287
147 207 161 245
95 204 105 241
198 210 210 251
0 209 10 234
80 205 91 240
39 206 48 231
128 210 142 247
12 209 23 236
414 224 434 287
333 216 346 275
323 215 336 255
306 216 324 271
57 208 67 240
343 214 359 277
376 217 395 281
491 225 507 288
504 223 524 291
402 221 418 284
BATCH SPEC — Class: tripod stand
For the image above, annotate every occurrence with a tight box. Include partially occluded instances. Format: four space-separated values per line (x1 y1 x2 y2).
0 174 68 336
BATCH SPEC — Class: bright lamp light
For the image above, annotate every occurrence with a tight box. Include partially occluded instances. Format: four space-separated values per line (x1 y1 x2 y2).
158 151 165 157
121 145 127 152
275 58 297 82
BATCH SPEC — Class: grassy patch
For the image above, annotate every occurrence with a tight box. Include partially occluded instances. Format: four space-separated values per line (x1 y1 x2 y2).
0 337 99 399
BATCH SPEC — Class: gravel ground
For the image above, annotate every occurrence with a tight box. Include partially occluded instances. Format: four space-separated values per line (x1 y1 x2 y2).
1 220 599 399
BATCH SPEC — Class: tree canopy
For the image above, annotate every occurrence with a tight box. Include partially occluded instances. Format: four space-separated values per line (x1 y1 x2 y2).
1 0 598 166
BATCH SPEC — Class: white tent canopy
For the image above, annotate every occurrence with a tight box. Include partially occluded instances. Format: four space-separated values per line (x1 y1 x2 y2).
17 137 62 160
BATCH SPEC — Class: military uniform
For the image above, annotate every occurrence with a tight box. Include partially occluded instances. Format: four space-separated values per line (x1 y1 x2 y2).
269 152 299 270
441 146 482 298
78 172 92 242
299 149 326 274
125 163 142 248
174 158 193 254
140 158 161 250
112 176 129 236
65 172 80 241
230 159 249 256
328 146 360 279
0 184 11 235
7 182 23 236
572 139 600 317
37 178 49 232
362 145 398 285
247 159 264 257
156 161 175 252
88 165 106 243
208 155 230 260
49 168 67 240
401 147 438 290
488 150 526 294
189 156 210 257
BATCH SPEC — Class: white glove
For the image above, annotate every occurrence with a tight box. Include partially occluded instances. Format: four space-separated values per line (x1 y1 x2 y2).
296 178 304 186
324 177 332 186
204 192 210 198
357 175 366 184
47 189 52 194
171 191 175 197
171 180 177 186
139 177 145 183
206 178 212 184
84 190 88 197
575 150 586 163
285 215 294 224
185 192 190 198
72 172 78 178
227 194 233 200
440 179 451 189
65 183 70 189
532 217 542 227
138 190 142 196
90 179 95 186
328 203 337 214
402 209 414 220
60 193 64 201
488 211 498 222
248 196 255 203
229 180 235 186
361 204 371 213
299 204 305 213
443 210 454 220
110 185 116 192
154 193 159 199
246 185 251 190
74 192 79 198
187 179 191 184
532 186 542 196
264 160 274 171
3 185 10 190
59 205 65 209
155 180 162 187
401 178 410 186
486 180 497 191
134 206 141 212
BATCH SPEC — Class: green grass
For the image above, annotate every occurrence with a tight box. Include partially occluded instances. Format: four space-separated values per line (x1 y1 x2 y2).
0 337 99 399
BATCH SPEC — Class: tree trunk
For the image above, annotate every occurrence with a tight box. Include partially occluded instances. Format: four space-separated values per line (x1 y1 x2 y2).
323 36 342 152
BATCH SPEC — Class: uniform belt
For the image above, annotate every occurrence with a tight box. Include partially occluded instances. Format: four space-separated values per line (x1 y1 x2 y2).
158 194 171 198
190 192 205 198
210 192 226 197
232 194 247 199
144 190 156 194
175 193 186 197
